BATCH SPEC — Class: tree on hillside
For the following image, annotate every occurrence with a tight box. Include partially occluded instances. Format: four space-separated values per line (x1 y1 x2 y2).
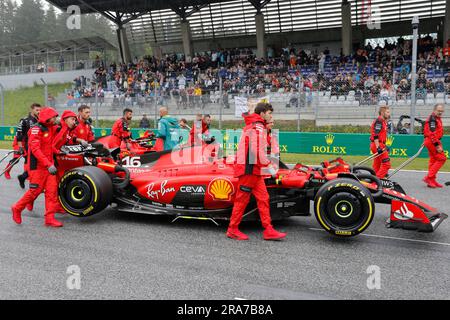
39 5 60 41
0 0 17 46
12 0 45 44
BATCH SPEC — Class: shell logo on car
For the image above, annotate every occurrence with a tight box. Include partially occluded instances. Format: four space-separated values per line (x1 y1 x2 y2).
208 178 234 201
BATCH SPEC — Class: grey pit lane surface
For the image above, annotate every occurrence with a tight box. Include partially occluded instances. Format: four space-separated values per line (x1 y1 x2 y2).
0 151 449 300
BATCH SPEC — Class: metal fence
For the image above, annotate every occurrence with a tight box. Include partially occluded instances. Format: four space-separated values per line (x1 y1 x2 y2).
0 59 100 76
2 62 448 131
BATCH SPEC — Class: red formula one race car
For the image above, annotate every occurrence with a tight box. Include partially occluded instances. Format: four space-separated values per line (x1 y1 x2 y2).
95 131 157 159
55 143 447 237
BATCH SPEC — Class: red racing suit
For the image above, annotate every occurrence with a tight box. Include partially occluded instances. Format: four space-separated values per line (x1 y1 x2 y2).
370 116 391 178
110 117 131 149
13 107 59 219
53 110 79 150
73 116 95 142
424 112 446 180
229 113 273 230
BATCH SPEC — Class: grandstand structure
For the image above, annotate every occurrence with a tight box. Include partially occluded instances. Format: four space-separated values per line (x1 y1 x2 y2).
46 0 450 128
0 36 116 75
46 1 450 61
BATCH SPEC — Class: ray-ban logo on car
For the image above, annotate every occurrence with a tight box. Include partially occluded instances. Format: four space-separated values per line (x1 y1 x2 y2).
180 185 206 194
147 180 175 200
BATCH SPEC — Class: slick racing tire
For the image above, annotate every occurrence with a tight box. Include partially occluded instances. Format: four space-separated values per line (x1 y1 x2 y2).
351 165 376 176
314 178 375 237
58 166 113 217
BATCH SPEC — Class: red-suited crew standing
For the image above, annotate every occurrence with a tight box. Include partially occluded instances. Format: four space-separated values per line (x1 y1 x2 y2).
110 108 133 149
423 103 446 188
227 103 287 241
11 107 63 228
73 105 95 143
15 103 41 188
370 106 391 179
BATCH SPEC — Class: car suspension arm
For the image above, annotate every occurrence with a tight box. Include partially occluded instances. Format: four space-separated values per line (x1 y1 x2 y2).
386 144 425 180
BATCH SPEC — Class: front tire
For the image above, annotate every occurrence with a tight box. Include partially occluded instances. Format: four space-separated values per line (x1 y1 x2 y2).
58 166 113 217
314 178 375 237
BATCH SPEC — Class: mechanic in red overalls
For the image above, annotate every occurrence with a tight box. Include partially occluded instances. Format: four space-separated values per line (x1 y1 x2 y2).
11 107 63 227
370 106 391 179
110 108 133 149
423 104 446 188
53 110 79 150
189 114 212 145
73 105 95 143
227 103 287 241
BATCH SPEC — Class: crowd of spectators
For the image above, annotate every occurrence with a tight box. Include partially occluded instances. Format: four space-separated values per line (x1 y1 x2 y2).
67 35 449 109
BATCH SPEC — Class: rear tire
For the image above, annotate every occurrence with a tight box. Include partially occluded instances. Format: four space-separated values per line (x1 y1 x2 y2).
314 178 375 237
58 166 113 217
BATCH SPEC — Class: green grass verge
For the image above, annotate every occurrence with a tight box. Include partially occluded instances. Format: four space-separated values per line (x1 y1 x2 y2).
2 84 450 134
281 153 450 172
3 83 72 126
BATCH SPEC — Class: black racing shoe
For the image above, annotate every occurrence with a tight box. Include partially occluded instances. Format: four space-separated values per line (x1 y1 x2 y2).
17 174 26 189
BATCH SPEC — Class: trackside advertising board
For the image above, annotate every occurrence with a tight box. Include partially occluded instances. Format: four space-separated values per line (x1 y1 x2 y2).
0 126 448 159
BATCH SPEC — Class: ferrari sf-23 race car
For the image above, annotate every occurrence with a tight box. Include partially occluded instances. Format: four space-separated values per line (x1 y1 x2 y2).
55 142 447 237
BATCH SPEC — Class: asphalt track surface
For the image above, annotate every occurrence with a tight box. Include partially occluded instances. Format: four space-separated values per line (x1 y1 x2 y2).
0 150 449 300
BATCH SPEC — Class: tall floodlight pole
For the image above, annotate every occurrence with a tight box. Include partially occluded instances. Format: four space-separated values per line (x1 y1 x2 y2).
41 78 48 106
410 16 419 135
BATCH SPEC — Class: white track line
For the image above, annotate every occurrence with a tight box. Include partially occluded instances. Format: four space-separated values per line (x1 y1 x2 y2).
309 228 450 246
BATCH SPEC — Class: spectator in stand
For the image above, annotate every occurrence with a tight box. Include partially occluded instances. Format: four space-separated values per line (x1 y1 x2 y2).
139 114 150 129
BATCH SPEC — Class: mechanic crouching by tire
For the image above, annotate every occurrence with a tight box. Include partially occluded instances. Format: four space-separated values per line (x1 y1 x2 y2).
370 106 391 179
423 104 446 188
11 107 63 228
227 103 287 241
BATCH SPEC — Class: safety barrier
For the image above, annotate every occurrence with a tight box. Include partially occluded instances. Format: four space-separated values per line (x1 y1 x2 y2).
0 126 447 159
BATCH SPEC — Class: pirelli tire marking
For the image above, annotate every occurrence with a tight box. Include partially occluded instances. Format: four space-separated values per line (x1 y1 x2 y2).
314 179 375 237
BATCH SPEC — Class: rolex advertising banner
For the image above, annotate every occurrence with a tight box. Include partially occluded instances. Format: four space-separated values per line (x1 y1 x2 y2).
0 126 448 159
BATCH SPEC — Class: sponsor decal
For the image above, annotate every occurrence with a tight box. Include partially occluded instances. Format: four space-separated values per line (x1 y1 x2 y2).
128 168 152 174
311 133 347 155
59 156 80 161
283 202 296 207
393 202 414 220
208 178 235 201
151 201 164 207
147 180 176 200
391 200 424 221
180 185 206 195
